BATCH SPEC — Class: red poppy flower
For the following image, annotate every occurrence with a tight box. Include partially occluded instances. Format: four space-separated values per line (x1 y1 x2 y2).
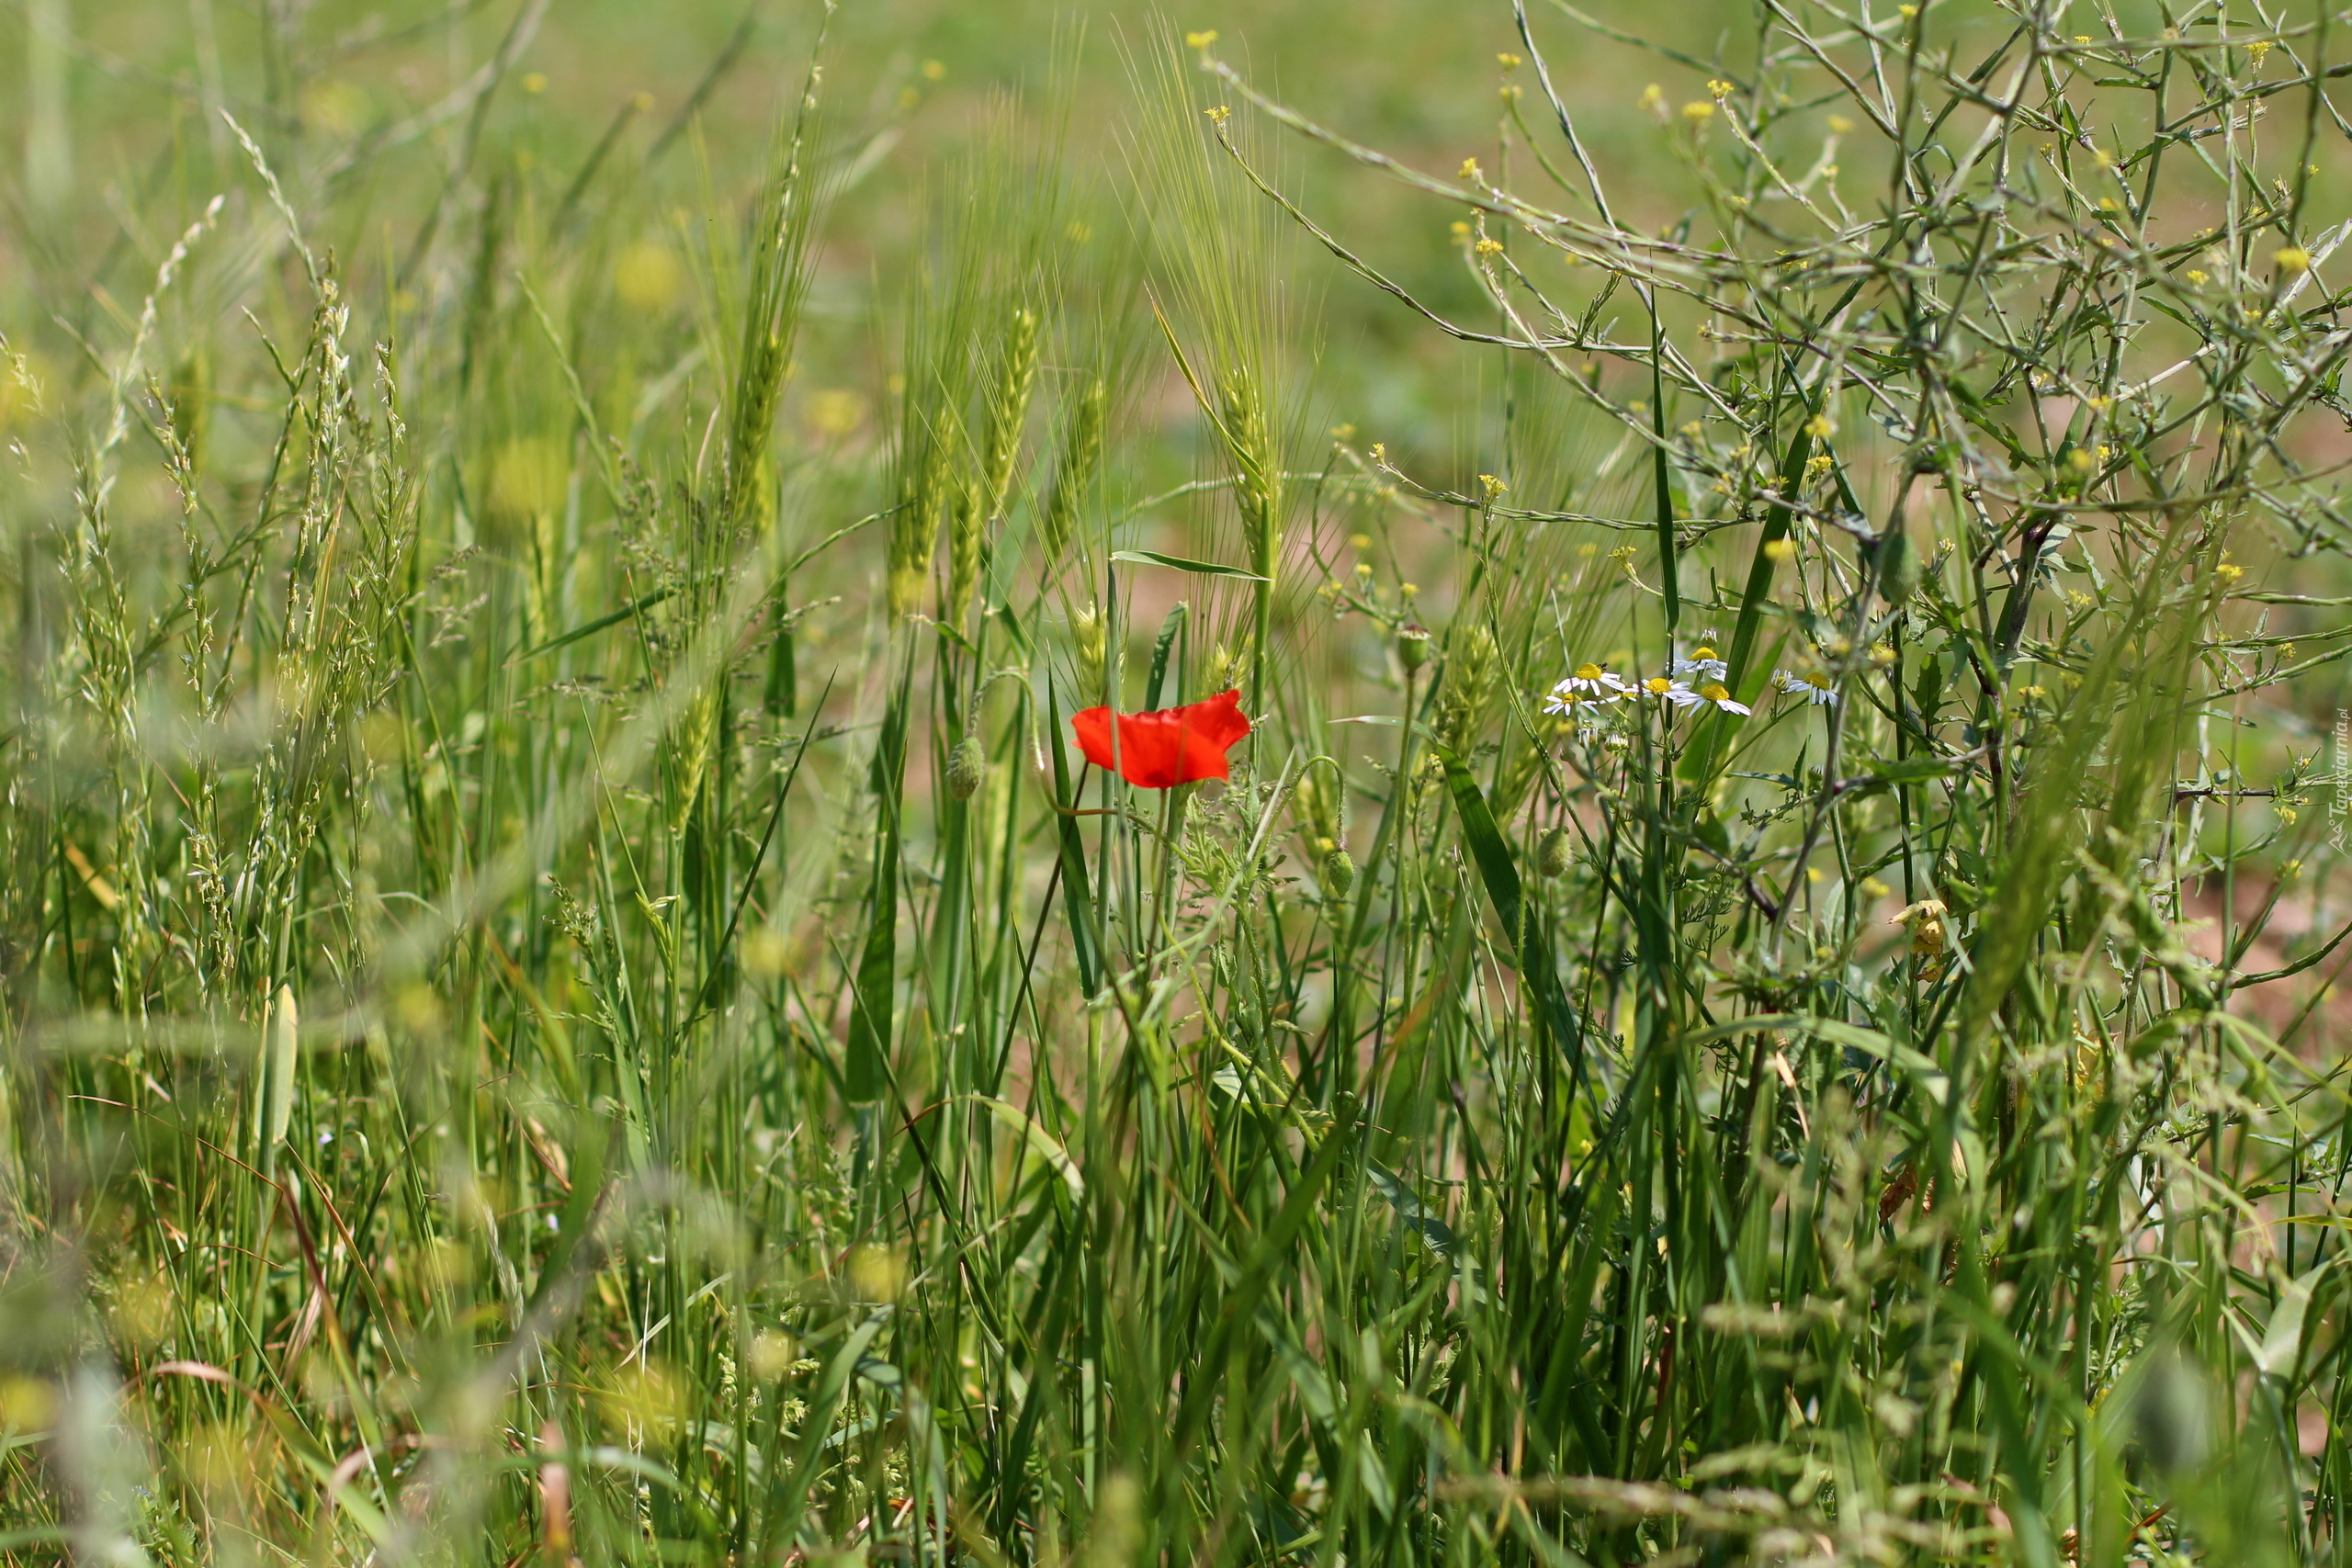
1071 688 1251 788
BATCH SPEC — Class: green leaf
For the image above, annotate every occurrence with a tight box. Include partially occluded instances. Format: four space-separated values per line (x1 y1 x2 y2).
1047 683 1102 997
1433 741 1587 1077
845 658 911 1102
1110 548 1270 581
1145 600 1187 709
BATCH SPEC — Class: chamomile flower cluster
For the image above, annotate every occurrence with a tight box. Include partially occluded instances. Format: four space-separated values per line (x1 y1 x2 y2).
1543 649 1751 726
1540 643 1860 733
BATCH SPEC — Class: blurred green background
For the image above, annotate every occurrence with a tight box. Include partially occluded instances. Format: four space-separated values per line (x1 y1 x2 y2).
0 0 1735 471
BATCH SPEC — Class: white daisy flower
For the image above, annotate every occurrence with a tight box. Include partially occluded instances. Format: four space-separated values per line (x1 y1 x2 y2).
1638 676 1702 707
1542 686 1616 730
1543 681 1619 717
1559 661 1633 696
1690 682 1751 716
1774 669 1838 706
1670 645 1729 682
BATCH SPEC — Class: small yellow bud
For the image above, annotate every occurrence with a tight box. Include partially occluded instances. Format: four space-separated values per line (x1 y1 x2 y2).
2187 269 2208 286
521 72 548 94
1682 101 1715 122
1827 115 1852 134
1641 84 1665 109
1478 472 1508 496
1205 105 1231 124
1184 29 1218 48
1475 237 1505 255
1803 413 1837 439
1498 51 1522 68
1763 538 1796 563
2275 246 2312 274
1708 78 1735 100
1461 157 1482 179
921 59 947 80
2216 561 2244 584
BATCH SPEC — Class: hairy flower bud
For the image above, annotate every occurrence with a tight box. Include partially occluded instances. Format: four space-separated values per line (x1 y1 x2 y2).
1536 826 1574 879
1873 530 1923 604
1319 844 1357 898
946 736 987 800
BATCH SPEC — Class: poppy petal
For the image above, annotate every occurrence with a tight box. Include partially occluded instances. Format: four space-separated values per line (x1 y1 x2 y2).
1071 705 1119 773
1068 689 1251 788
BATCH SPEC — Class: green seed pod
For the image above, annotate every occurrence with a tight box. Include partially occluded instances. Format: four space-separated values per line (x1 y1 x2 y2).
1396 621 1432 673
1319 844 1357 898
947 736 987 800
1536 826 1574 879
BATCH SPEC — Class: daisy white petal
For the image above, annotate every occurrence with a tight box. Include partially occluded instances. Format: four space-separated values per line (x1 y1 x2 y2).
1695 682 1751 716
1562 661 1633 695
1670 645 1729 681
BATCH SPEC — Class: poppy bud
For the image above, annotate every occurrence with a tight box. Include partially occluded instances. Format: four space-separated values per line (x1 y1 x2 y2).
1396 621 1432 672
1536 826 1574 878
1319 844 1356 897
946 737 987 800
1873 530 1922 604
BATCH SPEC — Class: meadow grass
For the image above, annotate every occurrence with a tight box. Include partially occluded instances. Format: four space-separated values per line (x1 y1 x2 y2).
5 3 2352 1565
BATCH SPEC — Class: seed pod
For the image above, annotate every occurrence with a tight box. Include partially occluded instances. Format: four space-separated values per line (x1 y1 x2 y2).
1536 827 1574 879
947 736 987 800
1396 622 1432 673
1319 845 1357 898
255 984 299 1177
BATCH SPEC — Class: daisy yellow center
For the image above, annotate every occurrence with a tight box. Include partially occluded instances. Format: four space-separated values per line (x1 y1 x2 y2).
1645 678 1673 694
1575 662 1605 681
1804 671 1833 689
1692 647 1715 660
1700 683 1731 701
